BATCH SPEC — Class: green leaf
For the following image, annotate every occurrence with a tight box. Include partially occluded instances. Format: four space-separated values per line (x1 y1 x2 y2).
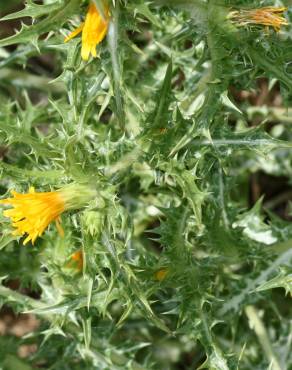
1 0 63 21
143 60 173 134
255 268 292 296
232 198 277 245
0 0 80 47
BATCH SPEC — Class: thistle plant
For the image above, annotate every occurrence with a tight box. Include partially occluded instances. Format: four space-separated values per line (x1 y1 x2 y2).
0 1 291 369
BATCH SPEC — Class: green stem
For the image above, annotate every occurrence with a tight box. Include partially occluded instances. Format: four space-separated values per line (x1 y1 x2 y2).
107 2 125 130
245 306 283 370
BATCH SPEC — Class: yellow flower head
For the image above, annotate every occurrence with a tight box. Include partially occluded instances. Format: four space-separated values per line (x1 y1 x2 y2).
155 268 169 282
0 187 65 245
69 250 84 272
64 1 109 61
0 184 96 245
229 7 288 32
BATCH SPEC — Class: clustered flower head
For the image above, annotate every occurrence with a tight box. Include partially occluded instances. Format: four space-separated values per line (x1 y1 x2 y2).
0 184 96 245
65 1 109 61
229 6 288 32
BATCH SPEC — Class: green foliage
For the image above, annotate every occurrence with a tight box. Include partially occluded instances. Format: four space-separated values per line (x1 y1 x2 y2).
0 0 291 369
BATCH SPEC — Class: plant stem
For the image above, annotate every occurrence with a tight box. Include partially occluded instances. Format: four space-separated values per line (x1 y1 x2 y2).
245 306 283 370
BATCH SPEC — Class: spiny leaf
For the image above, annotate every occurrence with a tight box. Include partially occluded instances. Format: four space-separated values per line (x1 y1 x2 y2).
232 197 278 245
1 0 64 21
255 268 292 296
0 0 80 47
142 60 173 135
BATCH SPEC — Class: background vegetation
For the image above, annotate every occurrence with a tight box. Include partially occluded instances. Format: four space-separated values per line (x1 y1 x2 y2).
0 0 291 369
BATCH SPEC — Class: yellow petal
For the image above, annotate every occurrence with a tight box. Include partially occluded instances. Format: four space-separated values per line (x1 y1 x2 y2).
64 23 84 43
55 217 64 238
80 3 109 60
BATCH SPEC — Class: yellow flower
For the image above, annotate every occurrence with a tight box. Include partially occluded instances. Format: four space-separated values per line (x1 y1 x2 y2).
69 250 84 272
229 7 288 32
64 2 109 61
155 268 169 282
0 184 96 245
